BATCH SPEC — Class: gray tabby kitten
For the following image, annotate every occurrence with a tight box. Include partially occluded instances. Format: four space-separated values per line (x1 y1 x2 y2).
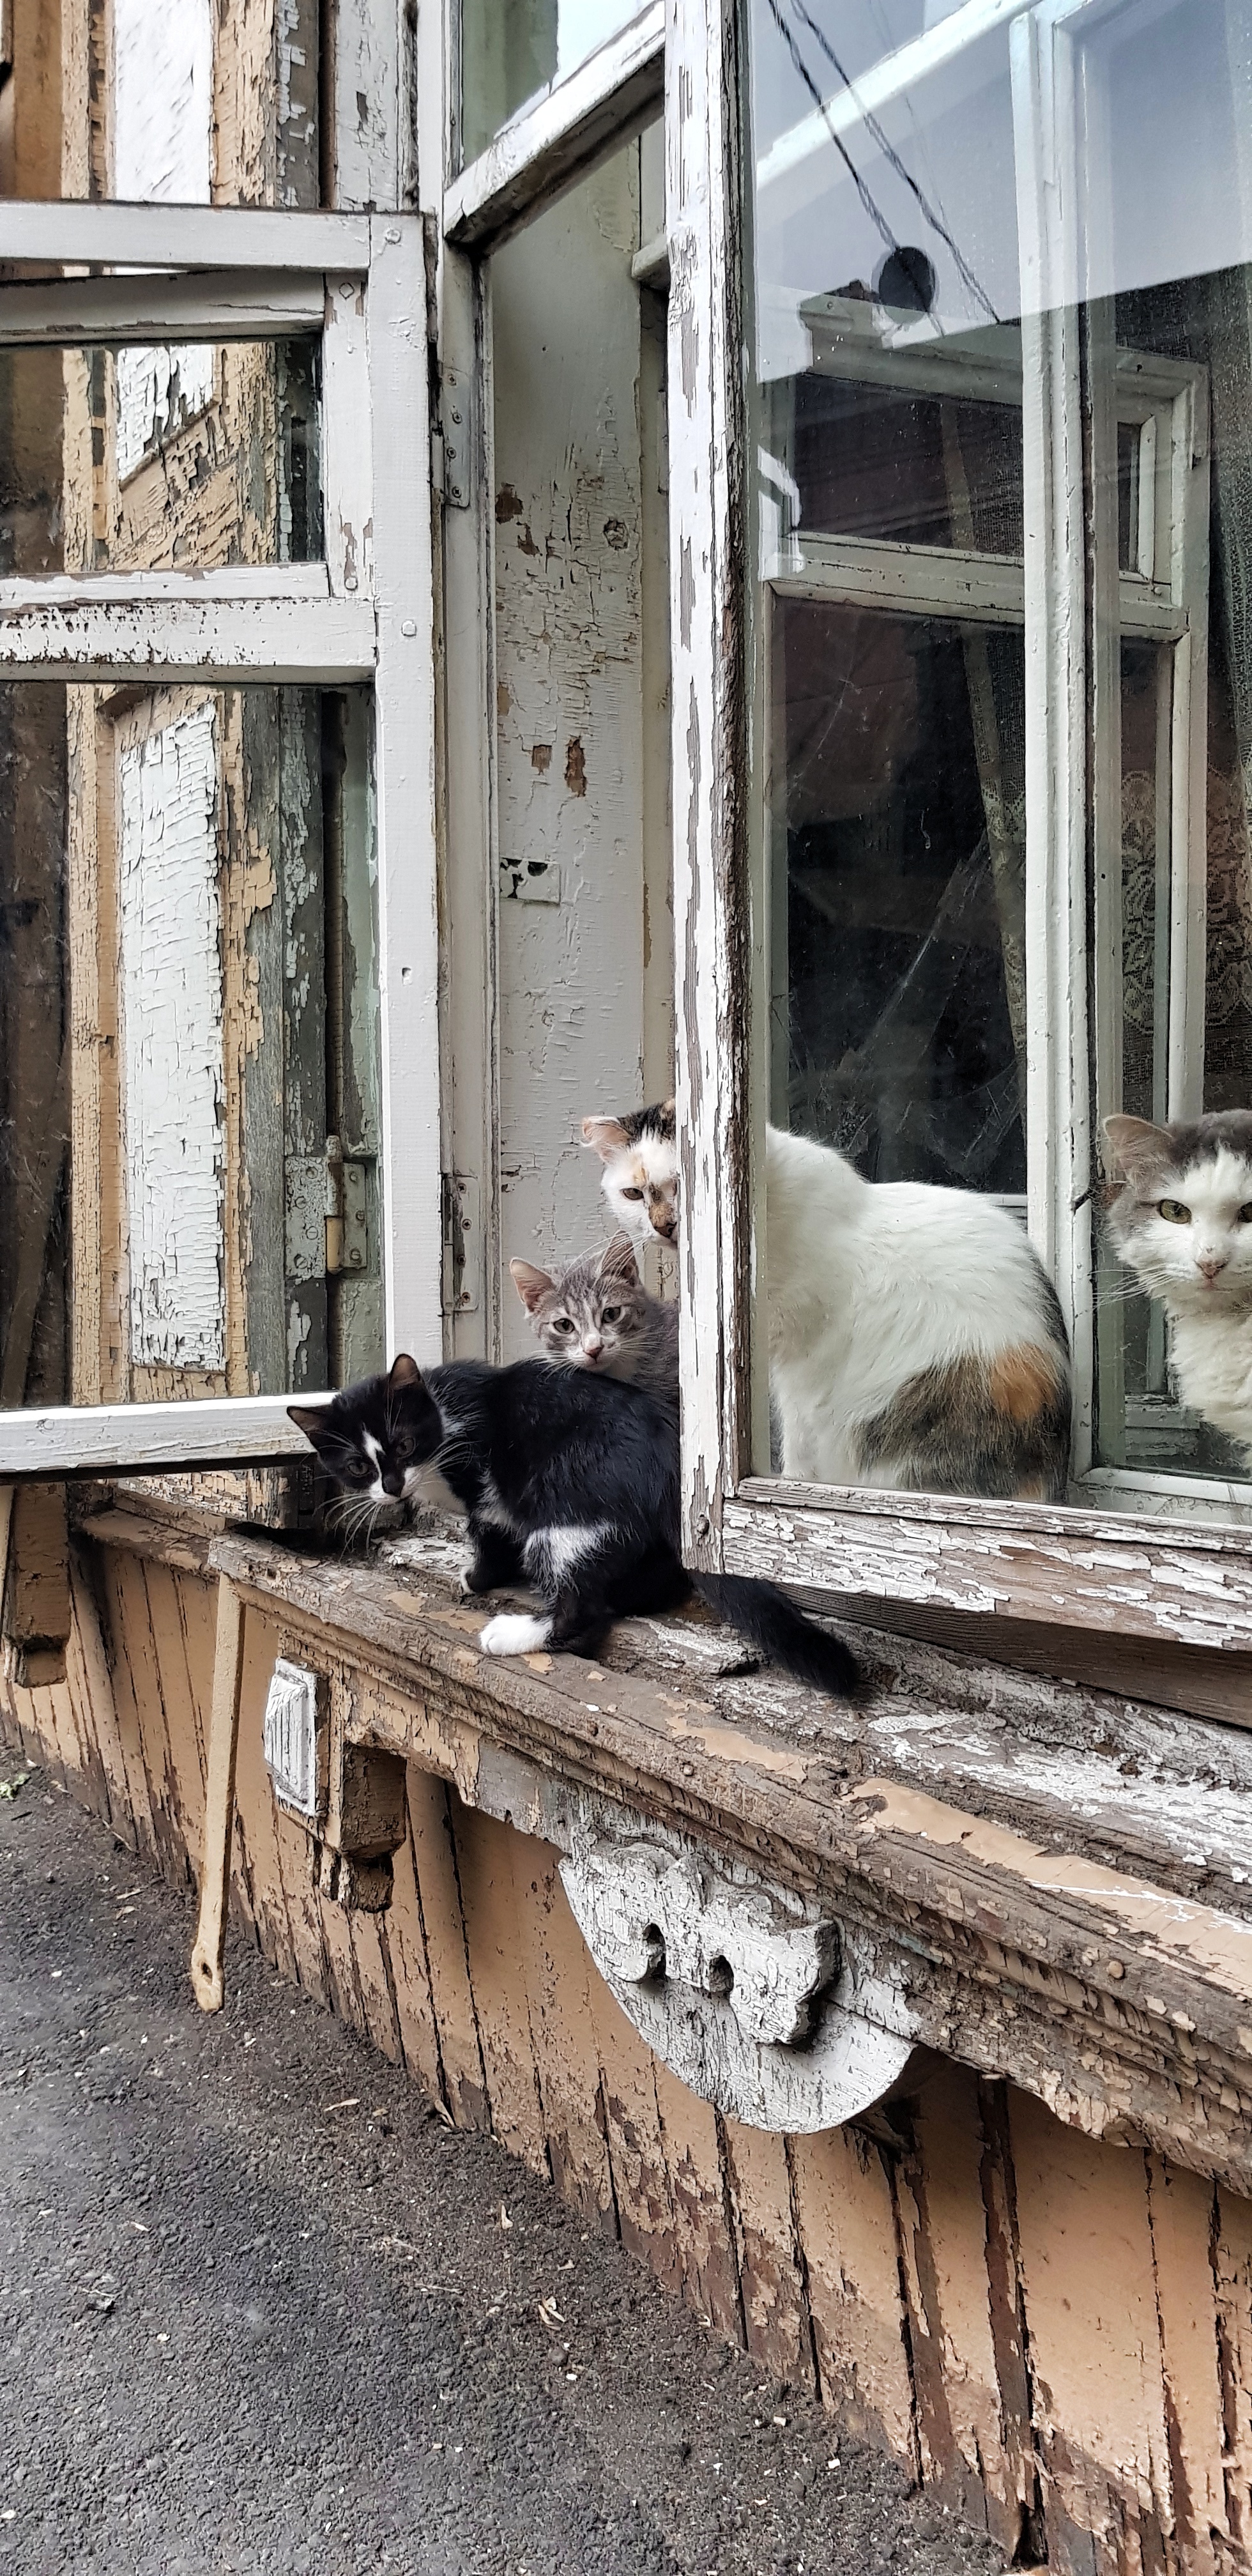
510 1232 678 1410
1105 1110 1252 1460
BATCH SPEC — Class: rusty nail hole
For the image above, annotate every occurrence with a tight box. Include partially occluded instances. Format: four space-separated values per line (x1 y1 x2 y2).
707 1955 734 1998
1107 1959 1125 1981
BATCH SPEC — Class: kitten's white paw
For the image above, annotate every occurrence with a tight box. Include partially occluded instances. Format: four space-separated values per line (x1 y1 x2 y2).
478 1611 553 1657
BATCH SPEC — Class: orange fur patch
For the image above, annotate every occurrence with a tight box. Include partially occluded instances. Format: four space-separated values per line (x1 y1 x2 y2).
988 1344 1062 1425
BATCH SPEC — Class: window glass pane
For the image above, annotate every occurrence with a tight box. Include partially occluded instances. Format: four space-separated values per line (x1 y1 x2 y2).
0 340 321 574
0 682 381 1410
460 0 650 165
747 0 1252 1521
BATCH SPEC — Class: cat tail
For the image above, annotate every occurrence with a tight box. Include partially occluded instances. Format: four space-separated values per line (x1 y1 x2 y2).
692 1573 859 1699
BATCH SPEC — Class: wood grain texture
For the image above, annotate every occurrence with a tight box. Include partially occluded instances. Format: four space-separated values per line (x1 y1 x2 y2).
721 2122 814 2388
447 1801 549 2175
511 1848 618 2234
788 2126 916 2460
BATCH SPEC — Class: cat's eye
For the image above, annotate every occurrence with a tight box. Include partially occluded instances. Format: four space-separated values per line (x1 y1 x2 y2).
344 1456 372 1479
553 1315 576 1334
393 1434 415 1459
1240 1205 1252 1225
620 1186 644 1200
602 1305 623 1324
1157 1199 1192 1223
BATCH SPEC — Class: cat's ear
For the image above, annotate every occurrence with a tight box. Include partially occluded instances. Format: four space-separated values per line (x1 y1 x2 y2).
387 1353 424 1392
581 1115 629 1162
287 1404 331 1441
1104 1115 1173 1181
510 1258 553 1313
600 1233 640 1285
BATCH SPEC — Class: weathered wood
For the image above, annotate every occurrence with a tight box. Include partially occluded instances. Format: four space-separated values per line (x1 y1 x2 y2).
0 200 369 270
668 0 761 1560
383 1777 447 2102
405 1768 490 2131
789 2126 917 2459
1145 2156 1229 2574
0 585 376 685
3 1484 71 1684
652 2071 743 2342
190 1577 247 2010
444 4 664 250
511 1848 618 2233
729 1482 1252 1654
448 1802 550 2175
721 2122 814 2388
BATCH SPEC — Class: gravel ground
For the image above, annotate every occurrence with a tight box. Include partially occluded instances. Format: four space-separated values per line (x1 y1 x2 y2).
0 1761 1007 2576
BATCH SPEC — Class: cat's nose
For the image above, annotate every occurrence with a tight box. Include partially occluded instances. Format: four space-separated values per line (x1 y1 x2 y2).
582 1336 603 1358
382 1471 406 1496
652 1211 675 1239
1198 1254 1228 1280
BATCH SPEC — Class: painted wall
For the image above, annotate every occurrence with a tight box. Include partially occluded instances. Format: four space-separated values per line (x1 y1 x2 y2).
4 1533 1252 2576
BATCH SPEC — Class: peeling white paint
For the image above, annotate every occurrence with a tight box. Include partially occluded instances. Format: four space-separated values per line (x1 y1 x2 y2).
114 0 214 481
119 707 226 1373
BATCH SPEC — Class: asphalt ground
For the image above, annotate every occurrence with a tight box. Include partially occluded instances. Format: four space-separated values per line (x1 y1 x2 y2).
0 1759 1008 2576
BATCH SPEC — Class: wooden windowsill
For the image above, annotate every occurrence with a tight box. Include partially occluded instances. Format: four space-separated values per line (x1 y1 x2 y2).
78 1498 1252 2191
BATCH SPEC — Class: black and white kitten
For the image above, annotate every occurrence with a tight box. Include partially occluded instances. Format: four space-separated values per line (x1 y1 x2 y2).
289 1353 859 1692
510 1233 678 1410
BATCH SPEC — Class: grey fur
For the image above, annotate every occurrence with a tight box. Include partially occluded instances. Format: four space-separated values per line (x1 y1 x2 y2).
512 1235 678 1411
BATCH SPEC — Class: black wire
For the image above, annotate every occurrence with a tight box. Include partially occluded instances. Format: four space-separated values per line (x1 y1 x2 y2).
782 0 1001 325
765 0 901 261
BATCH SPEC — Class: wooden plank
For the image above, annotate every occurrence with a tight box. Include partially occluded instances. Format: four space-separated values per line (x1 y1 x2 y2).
511 1848 617 2234
0 1395 323 1481
347 1907 403 2066
444 4 664 250
977 2082 1047 2561
3 1483 71 1682
652 2069 743 2343
316 1866 367 2032
1213 2184 1252 2560
406 1767 490 2131
1007 2086 1173 2575
1145 2156 1229 2575
0 269 323 346
67 1554 132 1834
140 1562 207 1864
328 0 406 213
899 2066 1030 2547
727 1485 1252 1655
381 1781 446 2103
268 1802 331 2010
227 1598 297 1981
788 2125 917 2461
582 1966 680 2294
0 201 369 268
448 1800 549 2175
721 2122 814 2388
0 591 375 686
112 1553 187 1884
97 1554 159 1862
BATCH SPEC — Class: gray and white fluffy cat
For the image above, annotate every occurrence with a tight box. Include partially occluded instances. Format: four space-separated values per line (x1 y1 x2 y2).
510 1232 678 1411
1105 1110 1252 1460
584 1100 1072 1501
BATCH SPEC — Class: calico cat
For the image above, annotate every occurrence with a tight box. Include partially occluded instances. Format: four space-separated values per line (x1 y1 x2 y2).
584 1105 1072 1501
1105 1110 1252 1460
289 1353 859 1691
582 1101 678 1243
510 1233 678 1409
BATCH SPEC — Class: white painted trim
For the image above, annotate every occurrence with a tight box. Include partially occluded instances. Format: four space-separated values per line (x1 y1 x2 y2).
0 270 324 346
0 567 333 606
366 216 443 1363
0 1397 319 1478
0 203 369 271
0 590 376 683
445 2 664 249
329 0 408 212
321 278 374 601
768 535 1184 640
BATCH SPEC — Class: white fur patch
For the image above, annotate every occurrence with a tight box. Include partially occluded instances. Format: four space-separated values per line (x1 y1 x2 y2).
479 1612 554 1656
526 1522 611 1582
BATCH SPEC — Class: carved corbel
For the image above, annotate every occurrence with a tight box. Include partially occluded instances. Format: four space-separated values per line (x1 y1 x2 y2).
559 1832 927 2133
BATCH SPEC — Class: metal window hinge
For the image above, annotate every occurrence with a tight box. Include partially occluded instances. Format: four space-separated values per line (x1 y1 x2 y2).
441 1170 481 1314
433 364 471 509
324 1135 369 1275
285 1138 369 1280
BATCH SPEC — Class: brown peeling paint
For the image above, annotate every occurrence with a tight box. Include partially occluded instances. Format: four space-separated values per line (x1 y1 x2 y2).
516 522 539 557
495 483 524 521
564 737 586 797
530 742 552 773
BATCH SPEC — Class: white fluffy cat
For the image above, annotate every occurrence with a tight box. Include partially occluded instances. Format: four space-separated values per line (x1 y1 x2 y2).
584 1104 1072 1500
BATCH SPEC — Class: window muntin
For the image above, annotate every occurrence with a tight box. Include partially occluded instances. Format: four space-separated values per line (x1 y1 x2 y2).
459 0 653 165
745 0 1252 1525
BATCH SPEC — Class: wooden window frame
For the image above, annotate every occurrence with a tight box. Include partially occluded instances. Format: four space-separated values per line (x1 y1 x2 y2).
669 0 1252 1657
0 191 437 1472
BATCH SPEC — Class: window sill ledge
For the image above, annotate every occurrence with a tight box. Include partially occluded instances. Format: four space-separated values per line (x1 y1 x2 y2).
80 1500 1252 2188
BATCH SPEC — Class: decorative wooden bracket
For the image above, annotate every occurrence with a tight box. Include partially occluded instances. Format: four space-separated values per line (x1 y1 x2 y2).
559 1831 926 2133
190 1577 246 2014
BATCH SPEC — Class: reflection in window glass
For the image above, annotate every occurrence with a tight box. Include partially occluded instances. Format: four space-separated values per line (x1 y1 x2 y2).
749 0 1252 1516
460 0 648 164
0 684 381 1411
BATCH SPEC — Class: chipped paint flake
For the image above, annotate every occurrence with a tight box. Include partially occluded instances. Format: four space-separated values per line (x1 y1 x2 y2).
114 0 214 481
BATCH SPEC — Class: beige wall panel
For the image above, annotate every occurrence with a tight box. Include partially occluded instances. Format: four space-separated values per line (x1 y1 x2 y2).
1145 2156 1230 2576
582 1967 680 2294
96 1555 163 1869
1008 2087 1174 2576
383 1791 446 2104
789 2126 916 2462
1214 2184 1252 2560
67 1559 134 1838
449 1802 549 2177
511 1848 617 2235
722 2124 815 2390
652 2067 742 2343
347 1909 403 2066
230 1602 298 1980
138 1561 208 1862
407 1769 490 2132
903 2067 1034 2550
